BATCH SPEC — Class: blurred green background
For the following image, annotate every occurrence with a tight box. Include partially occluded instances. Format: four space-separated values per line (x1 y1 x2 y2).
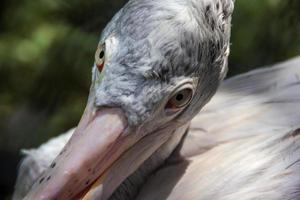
0 0 299 198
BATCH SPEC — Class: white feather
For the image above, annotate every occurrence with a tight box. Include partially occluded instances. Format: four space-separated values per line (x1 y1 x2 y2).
13 57 300 200
137 56 300 200
12 129 74 200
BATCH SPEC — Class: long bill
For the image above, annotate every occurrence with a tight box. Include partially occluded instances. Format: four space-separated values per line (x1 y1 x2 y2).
23 101 186 200
23 101 132 200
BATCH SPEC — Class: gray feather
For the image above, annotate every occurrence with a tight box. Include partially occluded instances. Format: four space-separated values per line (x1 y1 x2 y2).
13 57 300 200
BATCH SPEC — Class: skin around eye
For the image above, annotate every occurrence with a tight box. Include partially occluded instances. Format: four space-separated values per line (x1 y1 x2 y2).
165 88 193 113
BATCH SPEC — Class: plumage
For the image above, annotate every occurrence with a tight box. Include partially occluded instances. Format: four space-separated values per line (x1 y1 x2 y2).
138 56 300 200
14 57 300 199
12 0 300 199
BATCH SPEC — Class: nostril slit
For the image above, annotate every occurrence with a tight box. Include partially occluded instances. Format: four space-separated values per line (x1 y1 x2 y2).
50 162 56 168
39 177 45 184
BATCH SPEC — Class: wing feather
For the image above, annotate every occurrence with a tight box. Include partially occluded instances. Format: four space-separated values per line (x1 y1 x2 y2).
138 57 300 200
13 57 300 200
12 129 73 200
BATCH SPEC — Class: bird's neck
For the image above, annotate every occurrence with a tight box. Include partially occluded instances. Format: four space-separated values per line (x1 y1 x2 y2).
109 125 189 200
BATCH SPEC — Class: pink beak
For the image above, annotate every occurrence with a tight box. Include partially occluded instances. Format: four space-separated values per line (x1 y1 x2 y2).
23 101 137 200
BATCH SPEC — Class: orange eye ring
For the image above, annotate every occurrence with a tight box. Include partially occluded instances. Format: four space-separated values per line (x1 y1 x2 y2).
96 62 104 73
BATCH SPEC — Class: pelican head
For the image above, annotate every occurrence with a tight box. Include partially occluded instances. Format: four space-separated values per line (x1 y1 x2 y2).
25 0 234 199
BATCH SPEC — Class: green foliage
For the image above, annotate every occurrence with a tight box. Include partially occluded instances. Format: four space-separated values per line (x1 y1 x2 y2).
0 0 126 150
230 0 300 75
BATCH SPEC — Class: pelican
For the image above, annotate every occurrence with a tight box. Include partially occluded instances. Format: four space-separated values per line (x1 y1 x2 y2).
13 0 300 199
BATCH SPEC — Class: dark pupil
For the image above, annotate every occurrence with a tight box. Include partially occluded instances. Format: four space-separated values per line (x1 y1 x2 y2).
99 51 105 59
176 93 184 102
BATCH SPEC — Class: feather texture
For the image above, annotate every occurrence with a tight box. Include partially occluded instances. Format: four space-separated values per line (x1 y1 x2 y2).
137 56 300 200
13 57 300 200
13 129 73 200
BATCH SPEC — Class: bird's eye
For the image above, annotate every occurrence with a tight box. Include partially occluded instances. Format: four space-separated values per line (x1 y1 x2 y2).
95 43 105 73
165 88 193 114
